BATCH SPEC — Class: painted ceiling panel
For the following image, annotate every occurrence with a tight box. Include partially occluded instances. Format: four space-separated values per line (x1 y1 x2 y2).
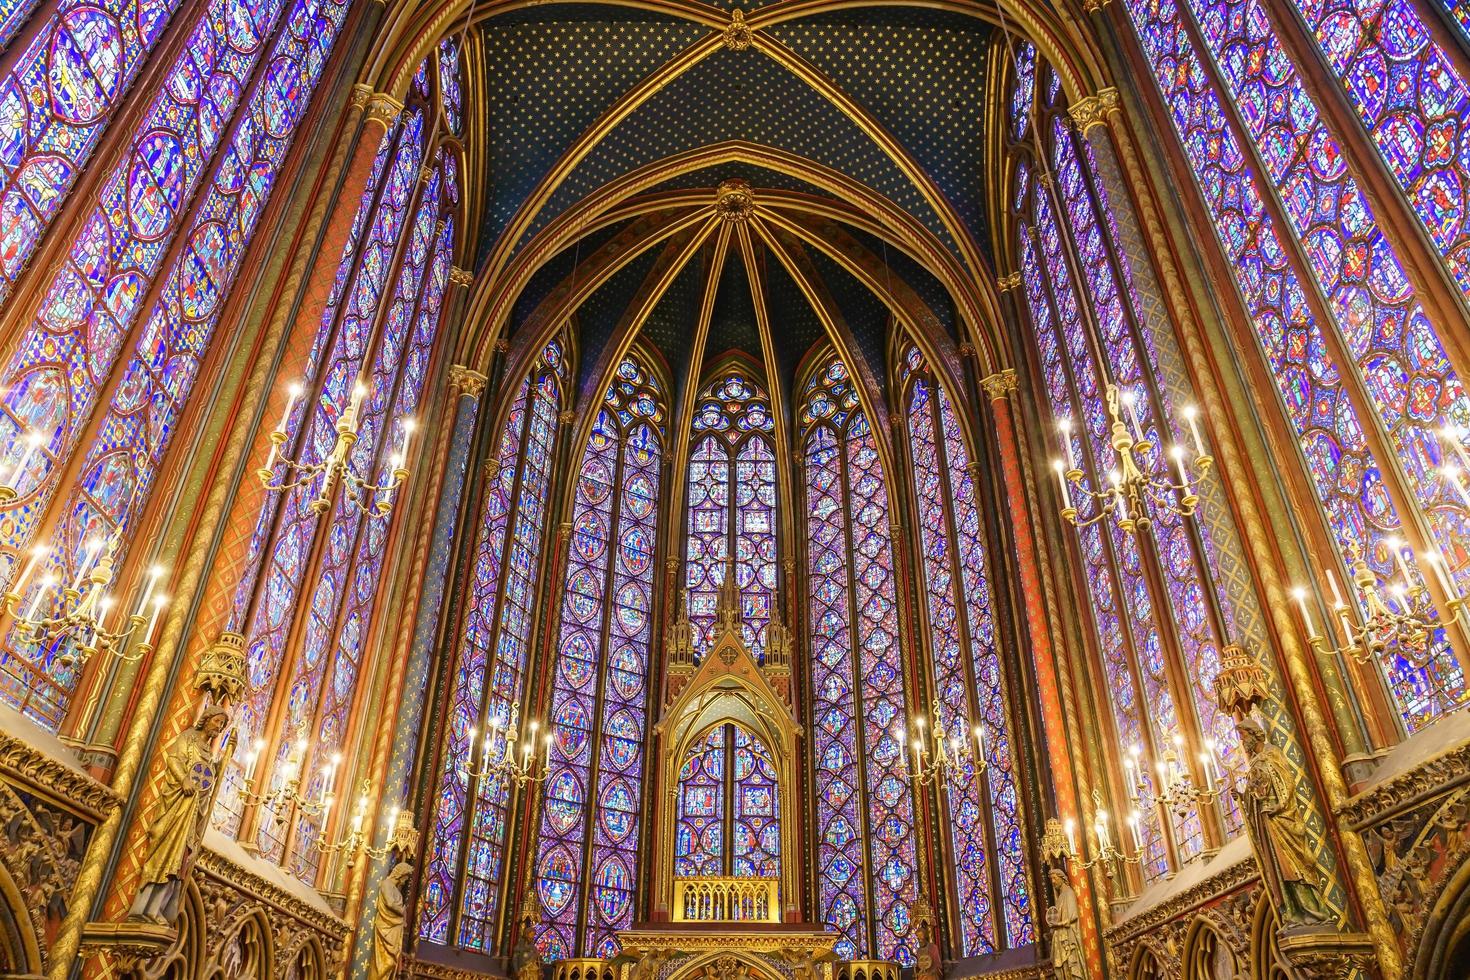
474 15 709 256
525 46 959 258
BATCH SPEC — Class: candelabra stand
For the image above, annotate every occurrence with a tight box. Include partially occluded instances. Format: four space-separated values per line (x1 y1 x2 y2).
238 732 338 825
1041 793 1144 887
257 380 415 516
465 705 552 787
897 698 988 791
312 780 416 870
1051 385 1212 534
1293 541 1465 670
1122 736 1223 821
1 533 168 668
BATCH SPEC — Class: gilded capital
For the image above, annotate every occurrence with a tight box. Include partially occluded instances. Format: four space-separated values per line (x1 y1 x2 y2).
448 365 487 397
493 337 511 353
997 271 1024 292
979 369 1019 401
363 91 404 128
1082 0 1110 11
957 343 977 359
449 266 474 288
559 410 576 425
1069 95 1107 135
349 83 373 111
419 164 435 184
716 179 755 222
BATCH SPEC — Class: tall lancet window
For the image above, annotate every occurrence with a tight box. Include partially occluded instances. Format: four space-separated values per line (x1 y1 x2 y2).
420 340 568 951
685 367 777 660
673 722 781 878
0 0 352 728
799 355 918 963
900 346 1033 955
1118 0 1469 727
210 54 461 883
1005 46 1242 878
533 354 666 960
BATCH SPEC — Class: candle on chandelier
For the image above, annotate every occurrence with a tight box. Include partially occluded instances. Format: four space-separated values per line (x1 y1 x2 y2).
243 739 264 784
1441 425 1470 473
1170 445 1192 495
1121 389 1144 442
278 382 302 434
1384 536 1413 585
71 538 104 593
4 430 42 490
25 574 55 621
1094 809 1112 850
544 731 553 766
1424 549 1460 605
322 753 341 797
133 565 163 620
974 724 986 762
1182 405 1205 458
1291 587 1317 639
142 594 166 646
1443 465 1470 507
398 418 415 463
1064 818 1078 857
11 544 47 597
1058 418 1077 471
1127 811 1143 853
1052 460 1073 510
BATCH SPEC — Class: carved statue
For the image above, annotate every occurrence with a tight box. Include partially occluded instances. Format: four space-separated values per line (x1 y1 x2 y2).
510 918 544 980
368 861 413 980
1045 867 1086 980
911 896 942 980
1233 714 1331 926
128 707 230 925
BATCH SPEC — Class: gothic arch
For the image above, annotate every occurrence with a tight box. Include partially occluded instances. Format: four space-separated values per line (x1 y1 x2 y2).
1411 834 1470 980
0 856 40 976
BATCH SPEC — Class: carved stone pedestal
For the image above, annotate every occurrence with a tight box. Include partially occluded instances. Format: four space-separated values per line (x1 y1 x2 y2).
79 920 177 971
1276 925 1376 979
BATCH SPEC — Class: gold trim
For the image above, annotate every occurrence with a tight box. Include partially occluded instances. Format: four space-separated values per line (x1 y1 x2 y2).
979 369 1019 400
0 730 121 820
449 266 474 288
448 365 488 397
1340 739 1470 828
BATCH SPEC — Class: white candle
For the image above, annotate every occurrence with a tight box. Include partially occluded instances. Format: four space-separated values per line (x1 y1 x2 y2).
12 545 47 596
133 565 162 620
1182 405 1205 457
1171 445 1192 494
1327 569 1345 607
1291 587 1317 638
25 575 55 620
974 724 986 762
398 418 415 462
278 382 302 434
5 430 40 489
1385 536 1413 584
1442 425 1470 472
1121 390 1144 441
1058 418 1077 470
244 740 262 783
1064 818 1078 857
142 594 166 646
1123 754 1138 797
1127 811 1143 852
1094 810 1111 850
1053 460 1073 509
71 538 103 593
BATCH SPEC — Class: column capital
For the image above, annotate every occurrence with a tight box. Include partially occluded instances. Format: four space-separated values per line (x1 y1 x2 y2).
493 337 511 353
1072 87 1122 135
996 271 1024 293
359 89 404 129
979 369 1019 401
1082 0 1110 12
559 410 577 426
449 266 474 288
448 365 487 397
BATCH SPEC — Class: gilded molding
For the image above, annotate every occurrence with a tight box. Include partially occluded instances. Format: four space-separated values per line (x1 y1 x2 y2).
1104 853 1260 946
195 847 350 942
980 369 1019 400
449 266 474 288
448 364 488 397
1340 739 1470 828
407 959 492 980
0 729 122 820
715 178 756 222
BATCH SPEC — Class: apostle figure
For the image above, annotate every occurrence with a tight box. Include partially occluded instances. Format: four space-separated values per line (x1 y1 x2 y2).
129 707 230 925
1046 867 1086 980
1234 714 1331 926
369 861 414 980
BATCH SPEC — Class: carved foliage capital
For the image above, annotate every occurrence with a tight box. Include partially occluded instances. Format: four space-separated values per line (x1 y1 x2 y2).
448 266 474 288
448 365 487 397
980 369 1019 400
996 271 1024 292
362 91 404 128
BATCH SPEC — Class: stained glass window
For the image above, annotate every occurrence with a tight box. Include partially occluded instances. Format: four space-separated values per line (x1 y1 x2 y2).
201 49 461 879
0 0 351 728
903 355 1033 954
673 723 779 878
800 355 918 964
1121 0 1468 727
533 354 665 960
1009 41 1037 139
419 340 567 950
685 369 777 660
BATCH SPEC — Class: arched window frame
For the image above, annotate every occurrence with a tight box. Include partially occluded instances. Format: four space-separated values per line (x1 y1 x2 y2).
0 0 354 729
1002 45 1246 878
532 349 669 961
206 51 464 884
896 344 1033 955
798 350 919 964
419 337 571 952
683 358 779 662
1117 0 1470 729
